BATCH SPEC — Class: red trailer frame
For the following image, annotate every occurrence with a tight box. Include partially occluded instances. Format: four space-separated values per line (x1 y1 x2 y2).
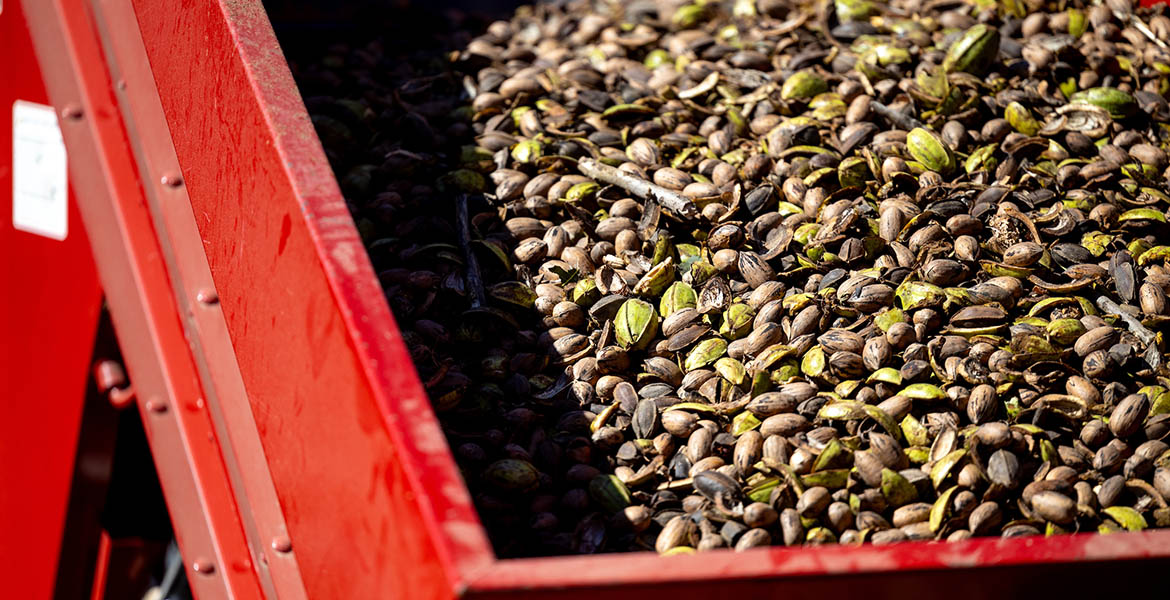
6 1 1170 598
1 2 105 598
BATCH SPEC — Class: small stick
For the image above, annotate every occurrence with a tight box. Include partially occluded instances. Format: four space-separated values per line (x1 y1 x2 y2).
1130 16 1169 50
1102 0 1169 51
856 71 876 98
1126 479 1168 508
1097 296 1156 347
578 158 699 220
455 194 486 309
656 477 694 491
870 99 925 131
1097 295 1161 369
815 0 845 49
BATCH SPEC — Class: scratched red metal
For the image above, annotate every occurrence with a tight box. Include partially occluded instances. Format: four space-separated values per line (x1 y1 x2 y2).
128 1 491 597
89 0 307 595
19 0 265 597
0 3 103 599
469 528 1170 595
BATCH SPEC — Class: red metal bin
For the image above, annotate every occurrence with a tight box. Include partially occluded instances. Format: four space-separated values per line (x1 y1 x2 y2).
4 1 1170 599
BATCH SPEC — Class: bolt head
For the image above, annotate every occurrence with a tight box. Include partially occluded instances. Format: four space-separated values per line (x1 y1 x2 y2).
270 535 292 553
61 104 83 120
196 289 219 305
192 558 216 575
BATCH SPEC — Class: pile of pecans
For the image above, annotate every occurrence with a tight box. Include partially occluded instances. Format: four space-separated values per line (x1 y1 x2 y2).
293 0 1170 556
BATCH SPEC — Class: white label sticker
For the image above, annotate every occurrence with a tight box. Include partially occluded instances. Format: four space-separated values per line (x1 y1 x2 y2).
12 100 68 240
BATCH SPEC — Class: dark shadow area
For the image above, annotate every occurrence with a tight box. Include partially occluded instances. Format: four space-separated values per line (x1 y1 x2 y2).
265 0 525 64
53 312 182 599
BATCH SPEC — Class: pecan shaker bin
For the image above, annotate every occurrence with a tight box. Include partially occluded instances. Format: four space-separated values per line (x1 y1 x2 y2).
2 1 1170 599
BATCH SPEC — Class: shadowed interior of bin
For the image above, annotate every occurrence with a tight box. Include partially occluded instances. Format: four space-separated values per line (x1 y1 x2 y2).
265 0 597 559
256 0 1170 567
265 0 618 561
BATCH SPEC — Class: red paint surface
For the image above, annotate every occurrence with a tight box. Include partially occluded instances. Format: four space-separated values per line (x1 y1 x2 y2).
468 529 1170 597
20 0 265 596
91 0 307 594
0 3 103 599
129 1 490 597
89 531 112 600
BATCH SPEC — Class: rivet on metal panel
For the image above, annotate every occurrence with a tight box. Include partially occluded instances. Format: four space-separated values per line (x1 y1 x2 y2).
145 398 168 414
191 559 217 575
270 536 292 553
195 289 219 305
61 104 83 120
160 173 184 187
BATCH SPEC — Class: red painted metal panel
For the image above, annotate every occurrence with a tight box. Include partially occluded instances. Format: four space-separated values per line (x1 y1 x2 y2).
20 0 267 596
470 557 1168 600
89 531 112 600
87 0 308 595
128 1 491 597
467 529 1170 597
0 3 103 599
